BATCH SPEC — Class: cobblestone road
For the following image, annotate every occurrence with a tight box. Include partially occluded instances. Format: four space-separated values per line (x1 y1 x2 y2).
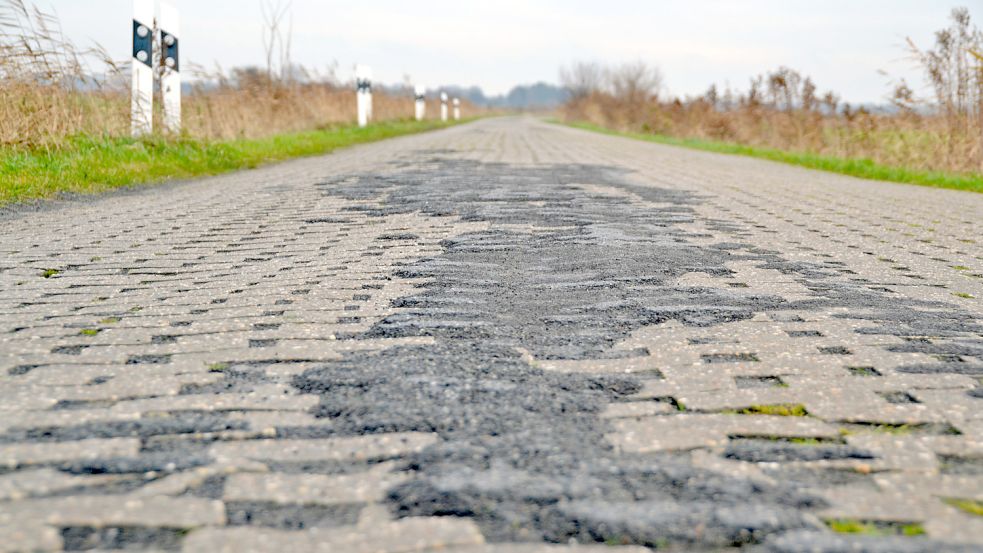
1 117 982 552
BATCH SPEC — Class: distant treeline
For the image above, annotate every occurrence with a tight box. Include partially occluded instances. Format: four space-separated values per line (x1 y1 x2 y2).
417 83 570 110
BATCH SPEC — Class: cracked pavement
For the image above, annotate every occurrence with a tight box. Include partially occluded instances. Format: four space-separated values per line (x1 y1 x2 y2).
1 117 982 552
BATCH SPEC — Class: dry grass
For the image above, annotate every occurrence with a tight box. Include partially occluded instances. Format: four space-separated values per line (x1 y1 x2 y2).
0 0 127 147
0 0 471 149
561 8 983 177
181 69 458 141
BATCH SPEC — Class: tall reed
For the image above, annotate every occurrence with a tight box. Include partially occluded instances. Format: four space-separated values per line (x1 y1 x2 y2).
0 0 126 147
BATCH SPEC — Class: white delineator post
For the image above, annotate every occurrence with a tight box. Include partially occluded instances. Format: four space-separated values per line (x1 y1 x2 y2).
131 0 154 137
159 2 180 133
440 92 448 122
453 97 461 121
414 85 426 121
355 65 373 127
367 77 374 122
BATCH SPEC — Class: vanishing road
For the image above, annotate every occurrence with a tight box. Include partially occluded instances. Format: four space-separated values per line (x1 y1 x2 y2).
1 117 982 552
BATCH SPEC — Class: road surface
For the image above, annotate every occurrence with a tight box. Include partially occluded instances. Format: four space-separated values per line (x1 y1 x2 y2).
1 117 982 552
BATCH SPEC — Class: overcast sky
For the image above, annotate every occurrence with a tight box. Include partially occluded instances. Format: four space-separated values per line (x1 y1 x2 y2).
46 0 977 102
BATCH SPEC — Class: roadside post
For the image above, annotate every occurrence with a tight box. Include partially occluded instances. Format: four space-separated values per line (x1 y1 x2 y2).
131 0 154 136
440 92 448 122
414 85 426 121
356 65 373 127
453 97 461 121
159 2 180 134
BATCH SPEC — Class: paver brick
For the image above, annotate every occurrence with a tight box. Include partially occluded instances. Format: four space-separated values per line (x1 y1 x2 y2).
0 468 121 501
181 516 484 553
608 414 841 453
0 495 226 528
0 438 140 468
210 432 439 463
223 465 409 506
1 118 981 550
0 522 61 553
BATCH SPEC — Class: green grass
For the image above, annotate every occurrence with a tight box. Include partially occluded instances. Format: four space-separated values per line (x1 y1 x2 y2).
40 268 60 278
558 121 983 194
786 437 825 445
79 328 100 336
725 404 809 417
841 422 961 436
841 423 915 436
207 362 230 373
754 436 829 445
943 498 983 517
1 119 467 206
825 519 926 536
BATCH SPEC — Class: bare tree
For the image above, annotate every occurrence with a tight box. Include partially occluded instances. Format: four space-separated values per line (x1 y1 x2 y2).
801 77 817 112
766 66 802 112
744 75 764 109
608 61 663 105
260 0 292 83
821 91 839 115
906 7 983 164
704 84 718 108
559 61 605 100
907 7 982 118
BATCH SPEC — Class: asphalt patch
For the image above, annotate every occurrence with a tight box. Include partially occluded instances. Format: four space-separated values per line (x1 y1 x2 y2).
298 158 826 547
294 156 982 548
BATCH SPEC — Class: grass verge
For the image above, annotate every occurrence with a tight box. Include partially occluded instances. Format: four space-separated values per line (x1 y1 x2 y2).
557 120 983 194
1 118 467 207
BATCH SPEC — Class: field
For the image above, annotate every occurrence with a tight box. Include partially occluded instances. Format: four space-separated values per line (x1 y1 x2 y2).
559 8 983 191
